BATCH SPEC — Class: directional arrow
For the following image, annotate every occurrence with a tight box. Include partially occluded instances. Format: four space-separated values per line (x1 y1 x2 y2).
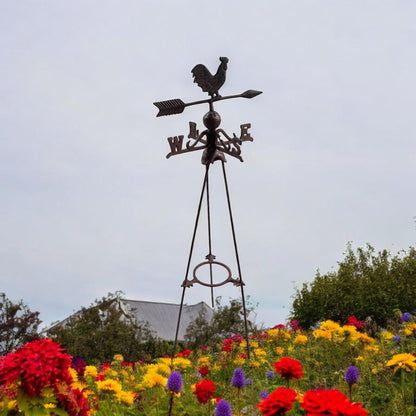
153 89 262 117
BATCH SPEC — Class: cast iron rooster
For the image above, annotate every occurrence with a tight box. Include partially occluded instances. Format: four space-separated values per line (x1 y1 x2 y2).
191 57 229 98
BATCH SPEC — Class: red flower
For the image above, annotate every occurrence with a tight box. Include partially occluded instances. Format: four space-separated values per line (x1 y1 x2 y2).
257 387 297 416
0 339 72 397
122 361 134 368
346 316 364 329
222 338 234 353
301 389 368 416
194 379 216 404
175 349 191 357
273 357 303 381
95 373 105 381
99 362 111 371
199 366 210 377
56 384 90 416
290 319 302 331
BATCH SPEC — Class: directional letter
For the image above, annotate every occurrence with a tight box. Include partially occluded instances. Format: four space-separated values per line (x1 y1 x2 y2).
240 123 253 142
188 122 199 140
167 135 184 153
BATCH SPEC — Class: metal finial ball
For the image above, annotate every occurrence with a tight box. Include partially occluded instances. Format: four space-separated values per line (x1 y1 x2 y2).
203 111 221 130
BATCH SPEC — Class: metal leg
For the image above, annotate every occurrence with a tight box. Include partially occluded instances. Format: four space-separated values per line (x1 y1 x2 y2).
171 166 210 361
221 160 250 359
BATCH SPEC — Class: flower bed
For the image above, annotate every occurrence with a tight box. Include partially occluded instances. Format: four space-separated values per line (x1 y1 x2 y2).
1 315 416 415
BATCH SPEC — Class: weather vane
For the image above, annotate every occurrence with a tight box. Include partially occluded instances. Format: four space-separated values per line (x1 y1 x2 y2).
154 57 262 359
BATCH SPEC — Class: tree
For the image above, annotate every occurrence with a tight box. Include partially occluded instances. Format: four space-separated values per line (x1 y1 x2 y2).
290 244 416 329
0 293 41 354
184 297 257 350
47 292 155 363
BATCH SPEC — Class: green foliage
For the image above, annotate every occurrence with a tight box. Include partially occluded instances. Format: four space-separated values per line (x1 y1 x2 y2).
0 293 41 354
47 292 155 363
290 244 416 329
184 296 257 350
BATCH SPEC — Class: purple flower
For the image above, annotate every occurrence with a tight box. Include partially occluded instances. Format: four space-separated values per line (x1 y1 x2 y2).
266 369 275 380
259 390 269 399
403 312 412 322
71 356 86 377
214 399 232 416
393 335 401 343
345 366 359 385
231 367 245 388
245 377 253 386
167 371 182 393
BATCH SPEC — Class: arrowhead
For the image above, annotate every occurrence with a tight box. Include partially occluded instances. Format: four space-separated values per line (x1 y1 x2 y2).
241 90 263 99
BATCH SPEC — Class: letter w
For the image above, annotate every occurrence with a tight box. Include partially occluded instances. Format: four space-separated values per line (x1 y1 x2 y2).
167 135 184 153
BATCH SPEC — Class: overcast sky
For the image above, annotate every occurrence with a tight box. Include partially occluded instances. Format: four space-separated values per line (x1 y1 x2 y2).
1 1 415 331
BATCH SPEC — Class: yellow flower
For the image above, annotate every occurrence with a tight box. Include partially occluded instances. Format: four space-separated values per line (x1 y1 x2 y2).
198 356 211 367
253 348 268 363
254 348 267 357
275 347 285 355
7 400 18 410
85 365 98 378
404 323 416 335
96 379 123 393
142 371 167 388
356 356 364 361
115 390 136 405
364 345 379 354
313 320 349 343
386 353 416 373
313 329 332 340
159 356 191 370
343 325 359 341
113 354 124 361
320 320 341 331
356 332 375 345
118 369 129 379
44 403 56 409
380 331 394 340
212 363 222 372
72 381 85 391
267 328 290 340
294 334 308 345
233 356 245 366
68 367 78 382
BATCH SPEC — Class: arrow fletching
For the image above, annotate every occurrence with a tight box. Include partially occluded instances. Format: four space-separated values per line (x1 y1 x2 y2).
153 98 186 117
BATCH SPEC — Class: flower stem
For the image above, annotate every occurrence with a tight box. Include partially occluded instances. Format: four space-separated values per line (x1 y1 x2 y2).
168 393 174 416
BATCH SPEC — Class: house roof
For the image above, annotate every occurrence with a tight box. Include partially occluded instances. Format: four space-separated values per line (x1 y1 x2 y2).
123 299 213 341
48 298 213 341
